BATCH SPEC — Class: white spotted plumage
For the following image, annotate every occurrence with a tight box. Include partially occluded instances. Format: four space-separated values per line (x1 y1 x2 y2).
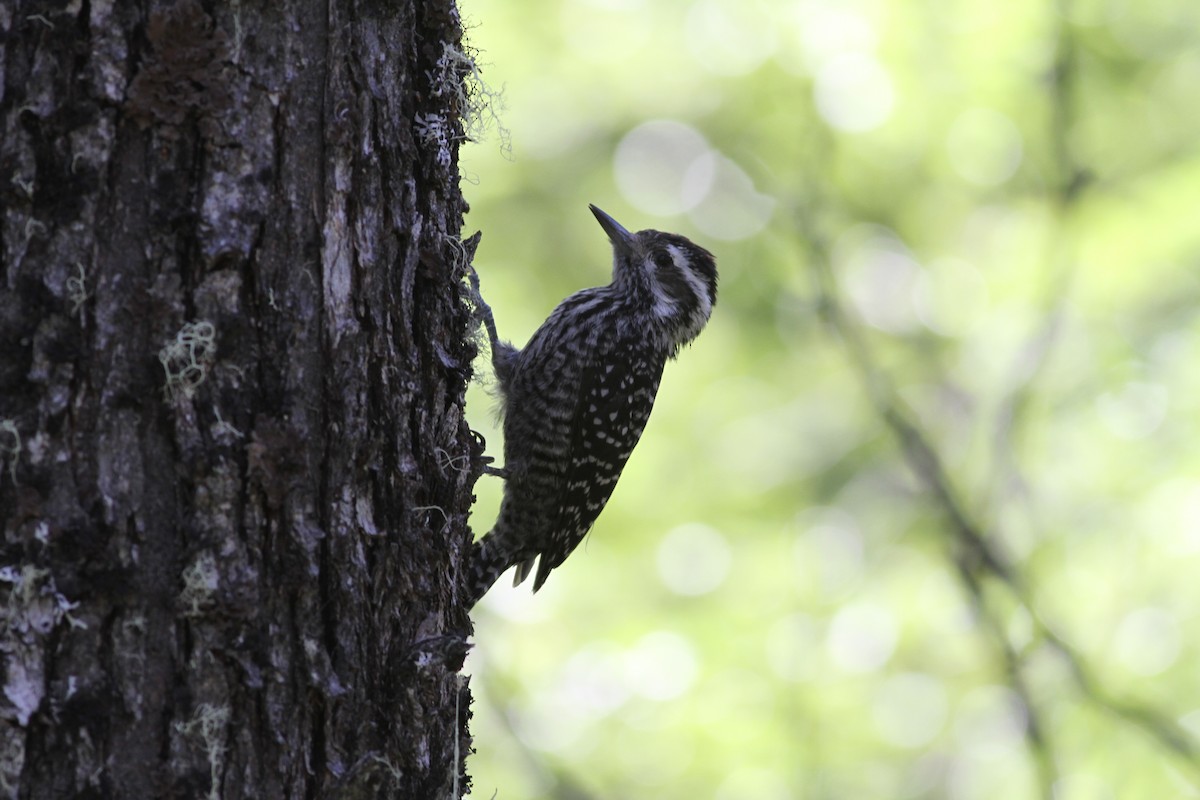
466 205 718 607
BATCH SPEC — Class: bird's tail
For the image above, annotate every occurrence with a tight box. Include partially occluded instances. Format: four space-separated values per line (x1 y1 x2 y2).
465 532 513 608
466 528 547 608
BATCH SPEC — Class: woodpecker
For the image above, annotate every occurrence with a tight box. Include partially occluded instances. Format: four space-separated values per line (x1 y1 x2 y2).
464 205 718 607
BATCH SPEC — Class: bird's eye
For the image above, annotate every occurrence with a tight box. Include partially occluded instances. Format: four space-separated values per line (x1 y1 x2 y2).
652 252 674 270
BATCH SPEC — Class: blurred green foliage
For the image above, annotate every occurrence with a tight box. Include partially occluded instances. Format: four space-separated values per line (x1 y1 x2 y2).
458 0 1200 797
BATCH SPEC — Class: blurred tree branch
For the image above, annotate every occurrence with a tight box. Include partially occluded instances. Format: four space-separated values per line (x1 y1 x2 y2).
786 3 1200 791
805 234 1200 788
985 0 1081 522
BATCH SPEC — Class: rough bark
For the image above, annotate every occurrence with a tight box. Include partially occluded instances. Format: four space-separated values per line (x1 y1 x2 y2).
0 0 479 797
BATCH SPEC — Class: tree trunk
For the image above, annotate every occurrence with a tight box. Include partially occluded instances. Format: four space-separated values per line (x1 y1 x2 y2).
0 0 478 797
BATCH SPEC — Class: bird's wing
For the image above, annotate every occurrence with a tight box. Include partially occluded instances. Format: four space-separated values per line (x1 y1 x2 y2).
530 338 666 590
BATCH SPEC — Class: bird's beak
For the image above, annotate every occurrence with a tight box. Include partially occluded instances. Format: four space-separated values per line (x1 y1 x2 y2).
589 205 637 255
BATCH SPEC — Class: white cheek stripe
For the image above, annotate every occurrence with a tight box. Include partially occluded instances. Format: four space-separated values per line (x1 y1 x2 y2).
669 244 712 320
650 276 678 319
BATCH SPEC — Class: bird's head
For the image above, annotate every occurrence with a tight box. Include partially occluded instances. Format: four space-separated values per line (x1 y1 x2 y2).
590 204 718 352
